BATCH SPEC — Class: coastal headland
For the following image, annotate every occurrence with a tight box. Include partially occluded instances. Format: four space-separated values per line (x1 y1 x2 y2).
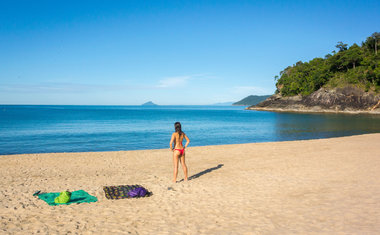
248 86 380 114
251 33 380 115
1 134 380 234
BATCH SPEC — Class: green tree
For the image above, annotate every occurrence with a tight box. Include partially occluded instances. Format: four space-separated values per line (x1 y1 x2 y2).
344 43 363 69
336 41 348 52
371 32 380 55
363 32 380 55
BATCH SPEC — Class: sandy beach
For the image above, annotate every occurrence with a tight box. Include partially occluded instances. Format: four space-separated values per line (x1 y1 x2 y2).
1 133 380 234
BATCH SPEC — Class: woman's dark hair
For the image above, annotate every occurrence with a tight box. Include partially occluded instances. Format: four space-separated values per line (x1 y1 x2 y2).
174 122 183 136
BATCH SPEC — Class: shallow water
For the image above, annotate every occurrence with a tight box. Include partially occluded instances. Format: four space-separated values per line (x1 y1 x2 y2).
1 105 379 155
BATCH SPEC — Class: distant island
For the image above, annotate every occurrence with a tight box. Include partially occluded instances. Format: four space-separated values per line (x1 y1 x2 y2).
233 95 271 106
248 32 380 114
141 101 158 106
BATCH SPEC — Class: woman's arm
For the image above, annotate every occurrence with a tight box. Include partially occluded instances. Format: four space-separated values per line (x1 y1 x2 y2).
169 133 175 151
184 134 190 148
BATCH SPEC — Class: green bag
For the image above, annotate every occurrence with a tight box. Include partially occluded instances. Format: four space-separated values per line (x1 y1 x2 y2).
54 191 72 204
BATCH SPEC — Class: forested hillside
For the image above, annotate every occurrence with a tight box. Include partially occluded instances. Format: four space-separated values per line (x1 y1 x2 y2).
233 95 271 105
275 32 380 96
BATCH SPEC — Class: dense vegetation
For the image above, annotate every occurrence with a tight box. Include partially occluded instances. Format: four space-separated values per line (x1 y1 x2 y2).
275 32 380 96
233 95 271 105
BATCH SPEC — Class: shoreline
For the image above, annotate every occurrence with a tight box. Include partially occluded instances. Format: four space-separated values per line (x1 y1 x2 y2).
1 133 380 233
2 132 379 156
247 106 380 115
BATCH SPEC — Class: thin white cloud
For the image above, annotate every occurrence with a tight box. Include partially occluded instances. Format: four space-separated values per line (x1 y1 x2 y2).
156 75 191 88
0 73 216 94
156 73 218 89
0 82 134 93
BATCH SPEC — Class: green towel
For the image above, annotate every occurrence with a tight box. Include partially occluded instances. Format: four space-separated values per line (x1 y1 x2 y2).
38 190 97 206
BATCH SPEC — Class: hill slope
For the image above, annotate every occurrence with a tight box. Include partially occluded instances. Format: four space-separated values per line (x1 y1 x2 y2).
233 95 271 106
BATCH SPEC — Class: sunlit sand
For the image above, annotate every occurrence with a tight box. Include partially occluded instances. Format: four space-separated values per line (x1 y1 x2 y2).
1 134 380 234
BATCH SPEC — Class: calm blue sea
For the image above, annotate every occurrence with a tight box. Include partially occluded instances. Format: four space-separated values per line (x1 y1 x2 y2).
1 105 379 155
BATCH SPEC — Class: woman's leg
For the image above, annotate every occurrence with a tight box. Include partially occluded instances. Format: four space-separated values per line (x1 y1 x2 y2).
173 151 180 182
179 154 188 181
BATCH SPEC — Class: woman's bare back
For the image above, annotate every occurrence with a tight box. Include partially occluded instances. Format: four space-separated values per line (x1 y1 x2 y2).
173 132 184 149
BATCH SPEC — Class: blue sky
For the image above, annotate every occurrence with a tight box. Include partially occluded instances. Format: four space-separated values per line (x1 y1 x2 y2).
0 0 379 105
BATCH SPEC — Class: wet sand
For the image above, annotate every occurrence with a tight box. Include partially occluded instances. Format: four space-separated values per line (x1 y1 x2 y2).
1 133 380 234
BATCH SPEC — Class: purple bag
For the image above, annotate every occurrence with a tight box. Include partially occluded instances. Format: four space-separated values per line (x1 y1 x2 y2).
127 187 147 197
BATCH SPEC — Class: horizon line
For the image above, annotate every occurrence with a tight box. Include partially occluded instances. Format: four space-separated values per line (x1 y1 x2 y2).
0 103 246 106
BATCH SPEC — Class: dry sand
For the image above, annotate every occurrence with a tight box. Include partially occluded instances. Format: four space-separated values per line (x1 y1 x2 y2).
1 134 380 234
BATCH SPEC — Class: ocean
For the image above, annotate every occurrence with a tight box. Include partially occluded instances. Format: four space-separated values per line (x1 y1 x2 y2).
1 105 379 155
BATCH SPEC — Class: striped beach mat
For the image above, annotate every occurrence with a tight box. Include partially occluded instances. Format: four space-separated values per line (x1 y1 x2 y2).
103 185 151 199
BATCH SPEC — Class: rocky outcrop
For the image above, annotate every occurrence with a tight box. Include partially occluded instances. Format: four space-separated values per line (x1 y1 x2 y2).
248 86 380 114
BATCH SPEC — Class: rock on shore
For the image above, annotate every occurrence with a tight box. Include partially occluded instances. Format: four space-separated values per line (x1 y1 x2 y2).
248 86 380 114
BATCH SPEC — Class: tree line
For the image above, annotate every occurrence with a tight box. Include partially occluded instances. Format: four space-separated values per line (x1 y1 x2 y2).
275 32 380 96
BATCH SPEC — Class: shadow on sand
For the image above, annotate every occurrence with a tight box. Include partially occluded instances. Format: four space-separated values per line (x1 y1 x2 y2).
178 164 224 182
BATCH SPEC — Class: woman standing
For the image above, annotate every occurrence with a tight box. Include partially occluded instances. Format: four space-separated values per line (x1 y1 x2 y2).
169 122 190 182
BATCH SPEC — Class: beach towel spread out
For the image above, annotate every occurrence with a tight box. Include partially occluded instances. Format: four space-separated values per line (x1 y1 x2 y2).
38 190 98 206
103 185 151 199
